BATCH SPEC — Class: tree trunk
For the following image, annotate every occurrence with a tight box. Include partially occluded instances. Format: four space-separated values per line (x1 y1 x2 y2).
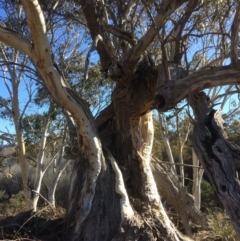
0 48 31 204
31 107 51 211
192 149 204 210
188 91 240 236
151 157 205 236
0 2 195 238
158 112 177 174
65 109 192 241
12 71 30 205
48 155 69 209
176 111 185 186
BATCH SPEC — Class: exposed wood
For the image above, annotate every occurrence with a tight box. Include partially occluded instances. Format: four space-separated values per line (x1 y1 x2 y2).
188 91 240 236
192 149 204 210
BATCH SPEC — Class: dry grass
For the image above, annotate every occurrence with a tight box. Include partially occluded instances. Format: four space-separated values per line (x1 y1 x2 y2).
194 211 240 241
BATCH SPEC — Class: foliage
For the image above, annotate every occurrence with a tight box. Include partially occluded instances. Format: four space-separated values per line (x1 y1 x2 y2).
205 211 240 241
0 191 26 216
201 179 222 210
0 164 23 197
227 119 240 146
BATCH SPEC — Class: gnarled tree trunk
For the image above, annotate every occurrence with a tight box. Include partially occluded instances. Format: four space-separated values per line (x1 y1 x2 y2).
188 92 240 236
65 108 191 241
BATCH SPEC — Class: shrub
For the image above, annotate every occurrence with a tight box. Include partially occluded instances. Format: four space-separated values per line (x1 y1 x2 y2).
0 191 26 216
206 211 239 241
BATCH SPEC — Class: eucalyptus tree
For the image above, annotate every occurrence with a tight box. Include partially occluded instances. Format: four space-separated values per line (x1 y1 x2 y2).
0 0 240 240
0 49 36 203
0 0 106 208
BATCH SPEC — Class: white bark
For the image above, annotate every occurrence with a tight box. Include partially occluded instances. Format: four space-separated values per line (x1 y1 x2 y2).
31 108 51 211
177 120 191 186
48 127 69 209
130 112 192 241
0 27 32 58
178 145 185 186
158 112 177 174
6 1 102 230
0 47 30 204
0 1 93 213
48 157 69 209
106 149 134 223
192 148 204 210
130 112 160 203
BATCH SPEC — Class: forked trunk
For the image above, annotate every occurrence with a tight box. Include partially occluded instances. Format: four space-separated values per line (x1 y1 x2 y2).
61 56 194 240
48 158 69 208
65 109 192 241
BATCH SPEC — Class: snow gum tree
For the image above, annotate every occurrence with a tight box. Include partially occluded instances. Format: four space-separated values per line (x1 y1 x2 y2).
0 0 240 240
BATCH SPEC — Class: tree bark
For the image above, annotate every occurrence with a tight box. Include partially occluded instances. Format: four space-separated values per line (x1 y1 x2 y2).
158 112 177 174
192 149 204 210
188 91 240 236
0 48 30 204
151 157 205 236
48 159 69 209
31 105 52 211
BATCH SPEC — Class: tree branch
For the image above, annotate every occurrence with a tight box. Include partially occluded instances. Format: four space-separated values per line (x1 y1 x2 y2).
79 0 113 67
103 24 136 45
155 65 240 112
21 0 52 66
84 34 103 81
168 0 199 63
0 26 32 58
123 0 188 70
230 1 240 68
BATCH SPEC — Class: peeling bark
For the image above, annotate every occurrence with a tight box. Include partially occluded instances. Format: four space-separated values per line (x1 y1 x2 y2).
105 149 134 222
130 113 160 203
188 91 240 236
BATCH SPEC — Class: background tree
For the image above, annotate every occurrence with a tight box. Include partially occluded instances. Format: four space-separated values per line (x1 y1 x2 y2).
0 47 34 203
